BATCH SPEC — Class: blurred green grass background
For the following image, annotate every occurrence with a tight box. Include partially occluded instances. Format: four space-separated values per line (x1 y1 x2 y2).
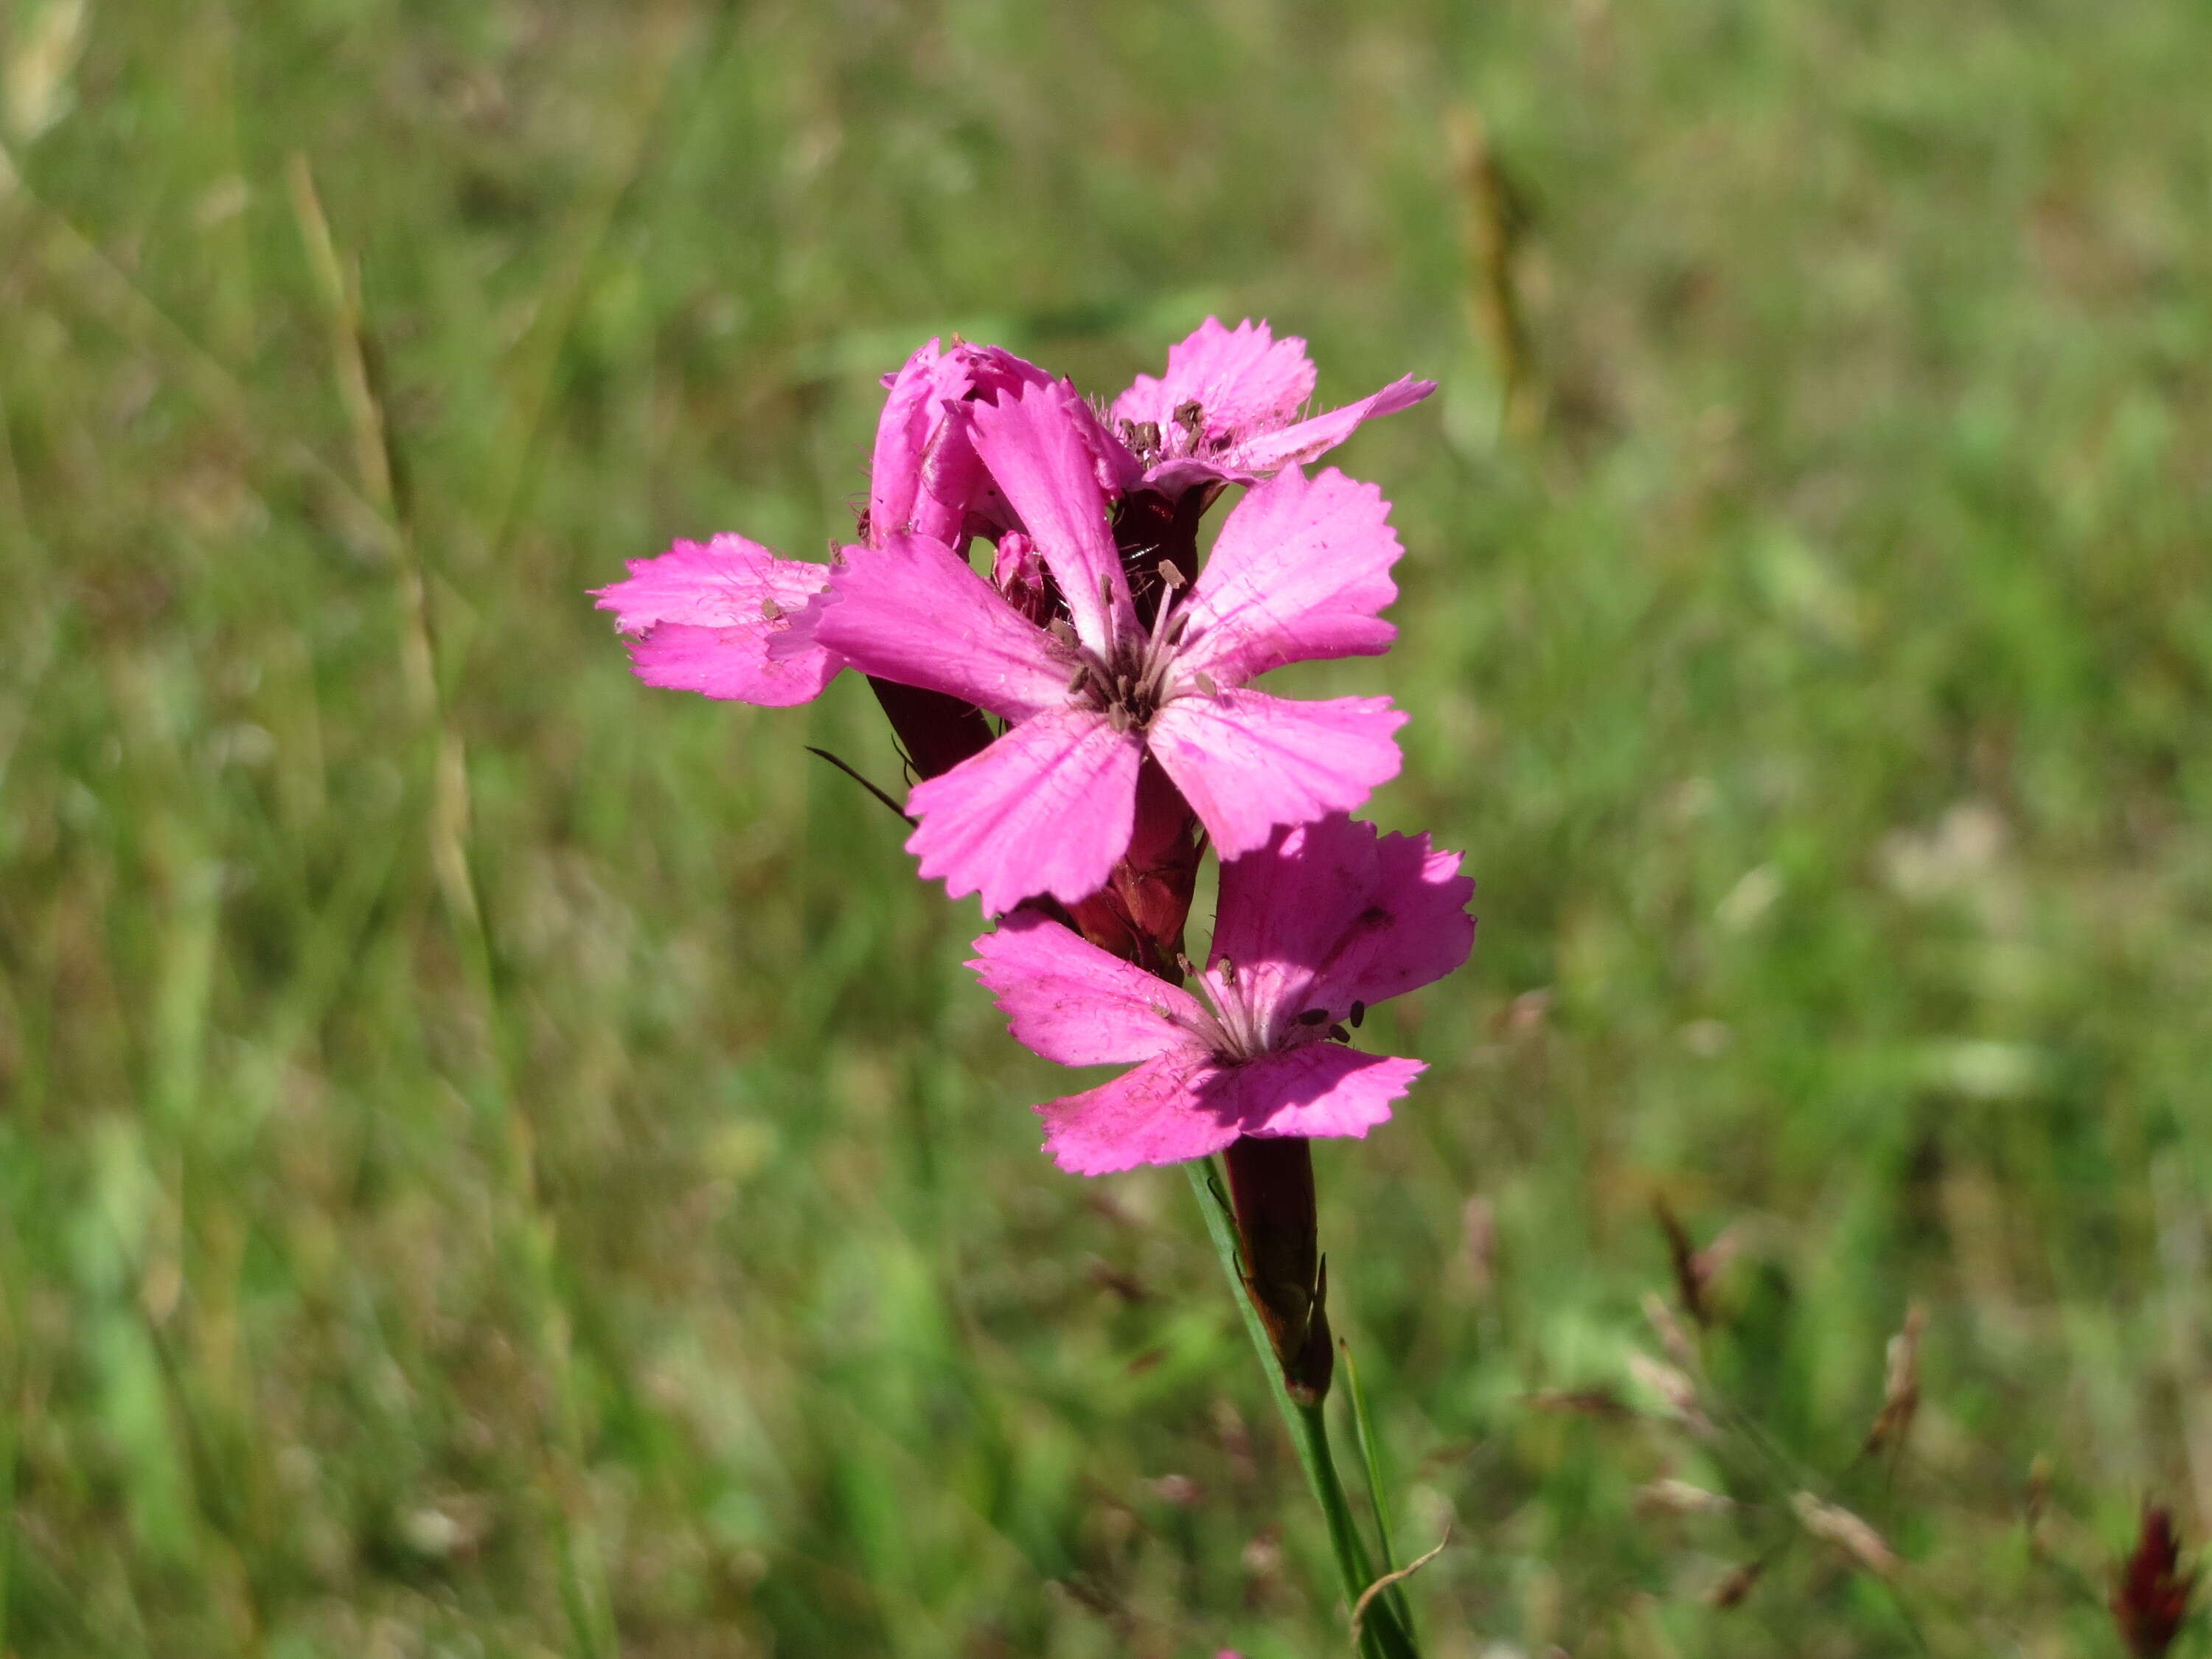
4 0 2211 1653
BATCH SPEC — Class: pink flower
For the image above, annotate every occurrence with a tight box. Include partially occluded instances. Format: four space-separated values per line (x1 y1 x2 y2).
597 324 1426 715
595 340 1018 705
807 383 1410 913
970 815 1475 1175
1106 317 1435 498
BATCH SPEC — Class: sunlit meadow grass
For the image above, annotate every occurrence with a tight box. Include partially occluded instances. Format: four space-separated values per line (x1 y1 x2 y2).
3 1 2210 1654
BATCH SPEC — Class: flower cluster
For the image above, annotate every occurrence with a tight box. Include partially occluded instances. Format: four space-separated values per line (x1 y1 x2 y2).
596 319 1473 1186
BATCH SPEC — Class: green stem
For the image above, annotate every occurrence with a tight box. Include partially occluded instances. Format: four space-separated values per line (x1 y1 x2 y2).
1185 1161 1419 1659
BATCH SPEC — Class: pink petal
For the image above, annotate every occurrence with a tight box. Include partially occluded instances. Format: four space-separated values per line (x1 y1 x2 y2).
591 535 840 706
868 340 973 542
970 909 1207 1065
967 383 1134 656
953 342 1054 401
1139 456 1262 497
1036 1041 1420 1174
807 535 1068 721
1298 829 1476 1015
1175 466 1402 686
1226 1045 1424 1142
905 705 1142 913
1037 1048 1242 1175
1228 375 1436 473
961 345 1142 494
1111 317 1318 438
1212 815 1476 1030
1146 689 1405 859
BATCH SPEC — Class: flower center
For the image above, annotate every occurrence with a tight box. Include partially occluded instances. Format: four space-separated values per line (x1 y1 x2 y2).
1190 958 1346 1065
1063 574 1197 733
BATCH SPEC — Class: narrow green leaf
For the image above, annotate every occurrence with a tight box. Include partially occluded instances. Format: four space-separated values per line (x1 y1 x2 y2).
1340 1339 1416 1641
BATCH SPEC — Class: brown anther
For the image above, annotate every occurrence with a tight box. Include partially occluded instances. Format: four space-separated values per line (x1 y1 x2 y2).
1349 999 1366 1028
1107 704 1131 733
1174 399 1203 434
1218 956 1236 987
759 597 784 622
1098 571 1116 613
1295 1008 1329 1026
1049 617 1077 644
1157 558 1186 591
1327 1023 1351 1043
1068 664 1091 693
1164 610 1192 646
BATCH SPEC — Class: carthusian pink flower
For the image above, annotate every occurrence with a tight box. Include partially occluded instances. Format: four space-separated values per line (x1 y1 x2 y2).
970 814 1475 1175
804 383 1411 913
1105 316 1435 498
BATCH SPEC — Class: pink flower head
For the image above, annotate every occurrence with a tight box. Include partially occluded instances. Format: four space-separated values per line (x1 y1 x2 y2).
970 815 1475 1175
594 339 1040 708
807 383 1411 913
866 338 990 548
1107 318 1436 498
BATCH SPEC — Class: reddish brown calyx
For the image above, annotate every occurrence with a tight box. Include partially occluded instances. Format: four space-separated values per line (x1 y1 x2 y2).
868 678 995 782
1221 1135 1333 1405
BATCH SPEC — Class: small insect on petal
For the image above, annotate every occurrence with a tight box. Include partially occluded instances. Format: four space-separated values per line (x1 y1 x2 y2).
760 597 784 622
1194 671 1220 698
1218 956 1237 987
1050 618 1077 645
